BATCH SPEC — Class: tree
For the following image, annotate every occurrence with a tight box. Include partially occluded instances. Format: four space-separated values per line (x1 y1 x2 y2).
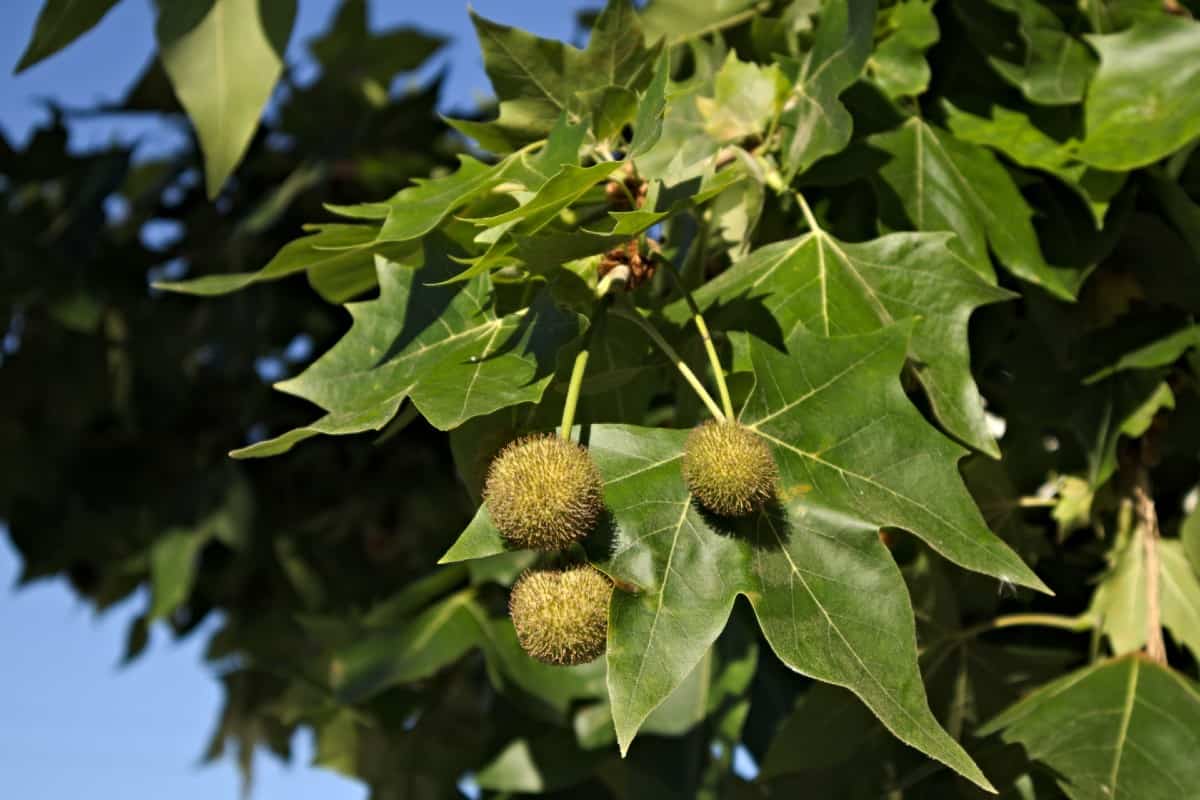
7 0 1200 797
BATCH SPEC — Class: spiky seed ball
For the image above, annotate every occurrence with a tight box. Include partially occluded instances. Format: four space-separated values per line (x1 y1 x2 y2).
509 566 612 666
682 421 777 516
484 434 604 550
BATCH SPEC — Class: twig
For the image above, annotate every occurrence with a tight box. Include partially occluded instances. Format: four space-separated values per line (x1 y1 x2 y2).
1134 480 1168 665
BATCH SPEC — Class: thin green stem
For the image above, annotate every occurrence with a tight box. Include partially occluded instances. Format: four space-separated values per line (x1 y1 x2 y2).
560 300 608 439
560 349 590 439
670 2 769 45
662 262 734 419
955 612 1094 642
795 190 821 234
1017 496 1057 508
613 299 727 422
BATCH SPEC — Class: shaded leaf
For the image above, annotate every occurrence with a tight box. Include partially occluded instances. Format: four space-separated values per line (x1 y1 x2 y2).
307 0 445 86
451 0 659 151
869 117 1083 298
869 0 939 98
15 0 121 73
1085 325 1200 384
1089 528 1200 661
944 102 1125 228
637 51 784 184
476 735 606 793
332 593 482 703
981 656 1200 800
971 0 1096 105
777 0 877 180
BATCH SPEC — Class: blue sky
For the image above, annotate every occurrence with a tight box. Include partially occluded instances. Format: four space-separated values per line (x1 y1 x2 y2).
0 2 590 797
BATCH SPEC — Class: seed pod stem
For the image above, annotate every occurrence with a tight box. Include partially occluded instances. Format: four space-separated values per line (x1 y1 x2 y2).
613 297 727 422
560 299 610 439
560 348 589 440
660 261 735 420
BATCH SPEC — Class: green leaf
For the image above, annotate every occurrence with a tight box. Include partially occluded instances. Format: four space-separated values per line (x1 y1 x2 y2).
581 86 639 143
1076 18 1200 171
777 0 877 180
944 102 1125 228
149 529 207 620
1079 379 1175 492
469 163 620 232
443 326 1048 789
697 53 787 144
636 51 784 184
683 230 1012 457
477 618 607 716
1184 506 1200 578
376 155 512 244
1147 169 1200 265
313 710 361 778
438 505 507 564
1085 325 1200 384
869 117 1083 298
306 0 445 86
15 0 121 73
972 0 1096 105
629 51 670 157
233 248 583 458
155 224 414 296
476 735 606 793
869 0 939 98
981 656 1200 800
638 0 760 44
736 326 1045 591
149 477 252 619
760 685 877 778
596 416 993 788
452 0 659 151
155 0 296 198
331 593 482 703
1089 528 1200 661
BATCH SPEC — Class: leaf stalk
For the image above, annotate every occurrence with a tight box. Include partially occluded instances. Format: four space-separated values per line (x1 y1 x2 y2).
613 298 727 422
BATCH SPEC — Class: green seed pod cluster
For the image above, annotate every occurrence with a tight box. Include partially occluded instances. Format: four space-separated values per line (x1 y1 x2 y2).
682 421 777 516
509 566 612 666
484 434 604 550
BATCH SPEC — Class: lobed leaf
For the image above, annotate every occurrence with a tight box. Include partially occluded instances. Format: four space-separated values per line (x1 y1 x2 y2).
681 230 1013 456
233 247 583 458
869 117 1084 298
981 656 1200 800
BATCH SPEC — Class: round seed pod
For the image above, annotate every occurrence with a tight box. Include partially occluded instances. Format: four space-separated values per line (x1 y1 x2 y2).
682 421 777 516
509 566 612 666
484 434 604 550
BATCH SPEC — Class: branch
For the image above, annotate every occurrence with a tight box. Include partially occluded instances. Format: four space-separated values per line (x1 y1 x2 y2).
1134 480 1168 665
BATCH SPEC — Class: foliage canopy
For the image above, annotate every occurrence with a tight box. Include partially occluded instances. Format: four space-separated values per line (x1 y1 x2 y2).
7 0 1200 797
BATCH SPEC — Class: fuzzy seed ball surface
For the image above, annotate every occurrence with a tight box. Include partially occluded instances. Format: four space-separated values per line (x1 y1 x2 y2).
509 566 612 666
682 421 777 516
484 434 604 550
